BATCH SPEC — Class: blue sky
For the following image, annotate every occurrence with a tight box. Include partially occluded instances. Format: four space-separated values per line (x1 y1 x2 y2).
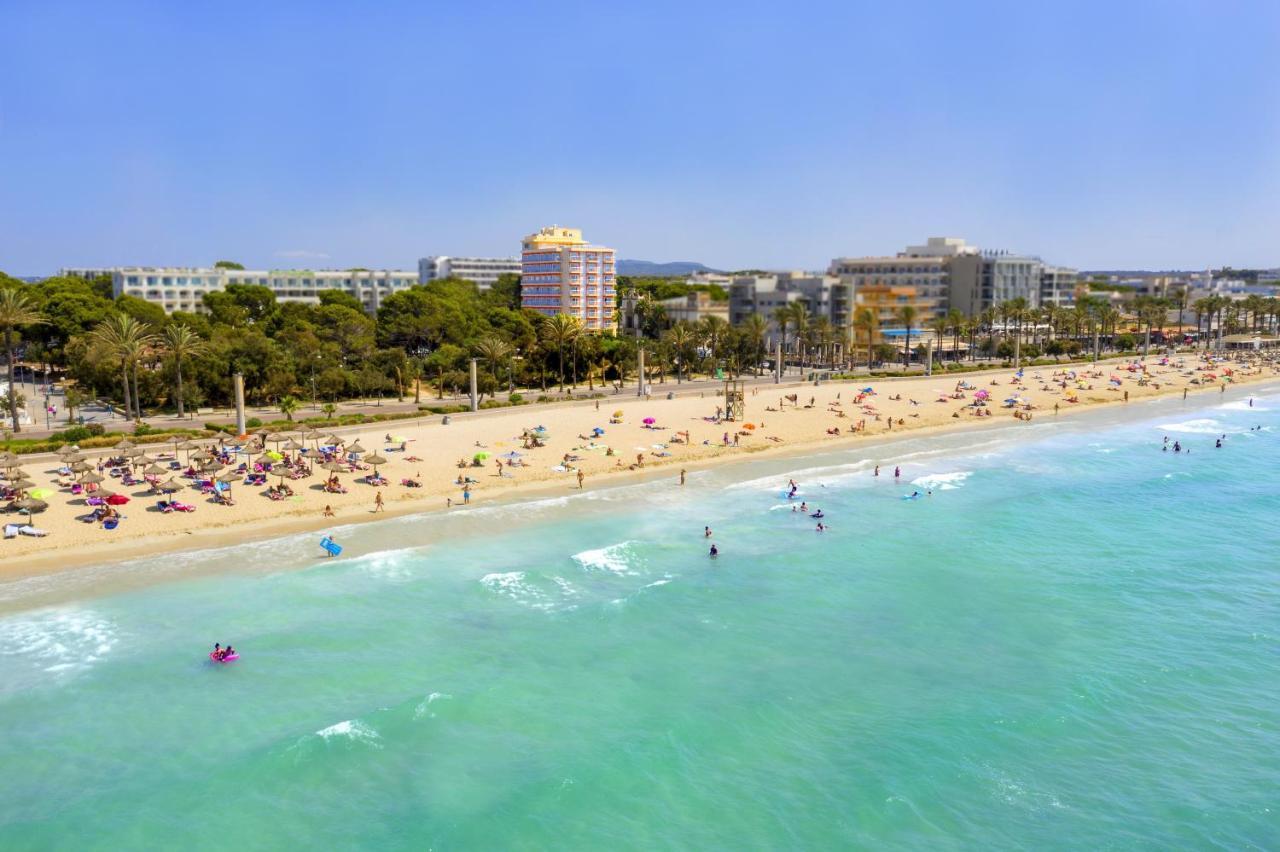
2 0 1278 274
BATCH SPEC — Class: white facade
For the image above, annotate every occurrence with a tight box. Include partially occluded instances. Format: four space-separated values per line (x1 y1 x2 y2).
418 255 521 290
830 237 979 320
111 267 417 314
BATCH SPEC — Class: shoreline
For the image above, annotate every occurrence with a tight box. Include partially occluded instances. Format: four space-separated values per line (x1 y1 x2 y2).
1 353 1275 597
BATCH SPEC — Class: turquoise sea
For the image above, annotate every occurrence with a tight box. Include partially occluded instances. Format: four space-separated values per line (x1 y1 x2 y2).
1 388 1278 850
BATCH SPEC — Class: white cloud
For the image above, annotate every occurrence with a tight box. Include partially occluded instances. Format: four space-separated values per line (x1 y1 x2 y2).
273 249 330 259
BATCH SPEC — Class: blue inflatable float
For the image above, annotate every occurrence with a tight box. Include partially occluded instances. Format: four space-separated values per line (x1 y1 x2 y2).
320 536 342 557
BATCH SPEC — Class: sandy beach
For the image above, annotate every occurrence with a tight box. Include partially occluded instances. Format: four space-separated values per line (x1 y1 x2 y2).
0 352 1274 580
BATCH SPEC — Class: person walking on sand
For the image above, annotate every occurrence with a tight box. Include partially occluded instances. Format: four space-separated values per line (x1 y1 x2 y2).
874 465 880 477
373 491 385 513
680 468 686 485
463 487 471 504
894 466 901 480
577 469 585 489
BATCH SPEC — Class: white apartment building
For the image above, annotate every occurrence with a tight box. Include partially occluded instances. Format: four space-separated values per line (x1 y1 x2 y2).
111 267 417 314
1040 266 1080 307
830 237 980 320
417 255 521 290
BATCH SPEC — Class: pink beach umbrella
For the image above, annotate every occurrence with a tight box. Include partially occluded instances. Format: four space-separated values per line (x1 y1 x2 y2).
643 417 656 425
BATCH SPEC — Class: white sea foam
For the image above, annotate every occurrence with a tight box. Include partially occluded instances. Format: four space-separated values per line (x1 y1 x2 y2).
910 471 972 491
414 692 453 719
356 547 421 582
1219 399 1269 412
315 719 383 748
572 541 640 574
480 571 557 610
0 608 118 675
1157 418 1246 435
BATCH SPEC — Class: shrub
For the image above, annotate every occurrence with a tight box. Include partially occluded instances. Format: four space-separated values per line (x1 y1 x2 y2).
508 393 523 404
246 417 263 428
56 426 93 442
133 422 155 436
86 423 105 436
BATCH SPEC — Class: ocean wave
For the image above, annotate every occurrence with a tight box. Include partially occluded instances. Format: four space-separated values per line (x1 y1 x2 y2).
0 608 118 675
1218 399 1269 412
1157 418 1246 435
480 571 562 611
910 471 972 491
317 720 382 749
572 541 641 575
414 692 453 719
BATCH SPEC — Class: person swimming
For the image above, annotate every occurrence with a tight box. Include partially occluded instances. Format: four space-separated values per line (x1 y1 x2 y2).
709 543 719 557
816 522 825 532
1173 441 1181 452
213 643 223 660
811 510 824 518
1215 438 1222 448
704 526 712 537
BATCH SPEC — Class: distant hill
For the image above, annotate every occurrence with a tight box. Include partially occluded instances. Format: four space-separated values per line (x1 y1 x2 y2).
617 259 721 277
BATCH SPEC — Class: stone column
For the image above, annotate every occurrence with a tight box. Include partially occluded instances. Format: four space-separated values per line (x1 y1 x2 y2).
469 358 479 412
775 339 783 384
636 346 646 397
233 373 246 436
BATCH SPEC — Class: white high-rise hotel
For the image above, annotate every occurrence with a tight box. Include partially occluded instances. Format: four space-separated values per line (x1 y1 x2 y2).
520 226 616 331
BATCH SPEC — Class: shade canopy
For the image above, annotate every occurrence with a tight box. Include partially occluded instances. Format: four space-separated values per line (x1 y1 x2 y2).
158 479 183 493
322 461 347 473
346 442 366 454
364 454 388 466
80 472 104 484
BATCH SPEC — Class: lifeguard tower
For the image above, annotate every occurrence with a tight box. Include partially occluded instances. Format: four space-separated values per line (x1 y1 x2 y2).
723 378 745 422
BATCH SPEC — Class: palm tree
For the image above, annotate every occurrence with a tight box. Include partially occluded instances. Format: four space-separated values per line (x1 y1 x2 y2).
895 305 918 370
771 305 793 376
697 315 729 368
789 302 811 368
664 323 696 383
739 313 768 377
161 323 207 418
927 315 948 367
539 314 582 391
279 395 300 421
946 308 965 361
852 307 877 370
90 313 155 423
473 335 514 399
807 316 834 368
0 288 45 433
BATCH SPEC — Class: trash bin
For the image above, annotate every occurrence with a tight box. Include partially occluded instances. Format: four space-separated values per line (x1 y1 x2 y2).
442 415 451 425
667 392 674 400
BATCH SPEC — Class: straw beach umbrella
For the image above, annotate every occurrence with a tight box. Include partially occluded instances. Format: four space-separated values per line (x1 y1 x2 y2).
346 441 366 455
80 472 104 485
9 478 35 491
364 453 387 479
143 463 167 476
13 497 48 513
157 478 182 493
